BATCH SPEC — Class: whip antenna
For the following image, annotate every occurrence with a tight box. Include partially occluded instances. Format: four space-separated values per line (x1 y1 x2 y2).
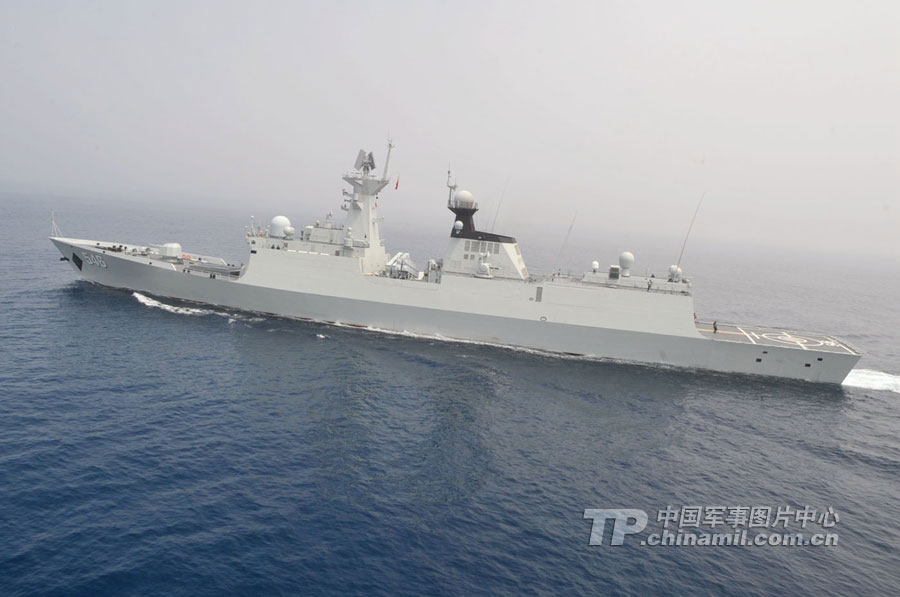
490 176 510 232
676 192 705 269
554 211 578 273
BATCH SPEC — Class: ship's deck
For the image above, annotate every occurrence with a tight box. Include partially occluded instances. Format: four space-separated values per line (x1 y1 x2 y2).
696 322 859 355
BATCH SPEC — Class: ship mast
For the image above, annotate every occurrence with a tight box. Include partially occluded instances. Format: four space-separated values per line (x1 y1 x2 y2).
339 140 393 273
446 166 457 206
382 140 394 181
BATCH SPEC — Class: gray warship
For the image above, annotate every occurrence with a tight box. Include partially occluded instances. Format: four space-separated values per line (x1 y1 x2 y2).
50 143 861 384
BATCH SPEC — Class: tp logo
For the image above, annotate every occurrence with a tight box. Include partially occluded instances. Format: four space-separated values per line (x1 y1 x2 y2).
584 509 648 546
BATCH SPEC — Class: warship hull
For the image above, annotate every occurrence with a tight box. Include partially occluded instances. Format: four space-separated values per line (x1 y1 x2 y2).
51 237 861 384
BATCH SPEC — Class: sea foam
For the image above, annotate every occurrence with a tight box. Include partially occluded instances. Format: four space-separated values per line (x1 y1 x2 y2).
843 369 900 394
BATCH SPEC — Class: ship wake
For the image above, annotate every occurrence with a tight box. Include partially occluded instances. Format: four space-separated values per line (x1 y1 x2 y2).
843 369 900 395
132 292 264 323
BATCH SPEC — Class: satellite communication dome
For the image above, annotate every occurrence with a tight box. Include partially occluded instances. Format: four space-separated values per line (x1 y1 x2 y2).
283 226 295 239
454 190 475 207
453 220 464 231
160 243 182 258
269 215 292 238
591 260 600 271
619 251 635 276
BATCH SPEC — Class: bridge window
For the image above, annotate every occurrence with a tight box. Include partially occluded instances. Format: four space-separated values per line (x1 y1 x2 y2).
465 241 471 251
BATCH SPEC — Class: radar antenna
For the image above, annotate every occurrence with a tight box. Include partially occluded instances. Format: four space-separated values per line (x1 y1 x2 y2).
353 149 377 176
354 149 366 171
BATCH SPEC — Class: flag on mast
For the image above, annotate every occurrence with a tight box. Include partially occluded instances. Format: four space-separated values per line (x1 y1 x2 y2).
395 176 400 190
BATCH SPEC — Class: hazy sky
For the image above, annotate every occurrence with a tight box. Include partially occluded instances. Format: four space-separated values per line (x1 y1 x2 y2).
2 1 898 258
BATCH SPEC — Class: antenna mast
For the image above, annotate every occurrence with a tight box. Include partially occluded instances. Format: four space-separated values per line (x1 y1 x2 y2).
50 211 62 237
446 164 457 205
676 192 705 269
554 211 578 273
382 139 394 181
490 176 510 232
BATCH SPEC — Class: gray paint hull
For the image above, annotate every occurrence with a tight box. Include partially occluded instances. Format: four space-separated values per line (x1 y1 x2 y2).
52 238 861 384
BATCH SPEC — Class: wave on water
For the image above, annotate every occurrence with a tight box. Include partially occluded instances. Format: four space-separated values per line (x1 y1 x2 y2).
843 369 900 394
133 292 218 316
132 292 264 323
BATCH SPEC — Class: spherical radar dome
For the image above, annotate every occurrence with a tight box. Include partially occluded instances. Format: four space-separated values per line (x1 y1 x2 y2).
454 190 475 207
619 251 635 270
269 215 292 238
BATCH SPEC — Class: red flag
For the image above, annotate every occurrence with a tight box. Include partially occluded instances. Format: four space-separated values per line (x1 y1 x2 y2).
395 176 400 190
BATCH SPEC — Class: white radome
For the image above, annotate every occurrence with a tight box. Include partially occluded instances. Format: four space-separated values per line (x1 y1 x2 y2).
269 216 292 238
454 190 475 207
619 252 635 276
160 243 182 258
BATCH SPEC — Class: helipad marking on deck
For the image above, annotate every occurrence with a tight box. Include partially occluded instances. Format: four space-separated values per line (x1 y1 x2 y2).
827 339 857 355
760 332 829 350
737 326 757 344
697 328 744 336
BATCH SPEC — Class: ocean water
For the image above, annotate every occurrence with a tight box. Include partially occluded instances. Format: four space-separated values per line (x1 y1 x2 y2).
1 195 899 595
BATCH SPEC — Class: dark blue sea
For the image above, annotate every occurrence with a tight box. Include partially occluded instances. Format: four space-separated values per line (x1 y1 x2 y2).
2 194 899 596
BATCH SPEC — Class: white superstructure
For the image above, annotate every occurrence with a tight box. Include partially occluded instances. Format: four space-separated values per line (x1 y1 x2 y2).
49 143 861 384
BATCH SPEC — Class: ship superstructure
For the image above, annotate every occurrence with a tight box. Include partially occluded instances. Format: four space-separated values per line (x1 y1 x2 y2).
50 143 861 384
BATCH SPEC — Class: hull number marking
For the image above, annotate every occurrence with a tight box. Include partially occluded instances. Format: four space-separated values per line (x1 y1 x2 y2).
82 252 108 268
